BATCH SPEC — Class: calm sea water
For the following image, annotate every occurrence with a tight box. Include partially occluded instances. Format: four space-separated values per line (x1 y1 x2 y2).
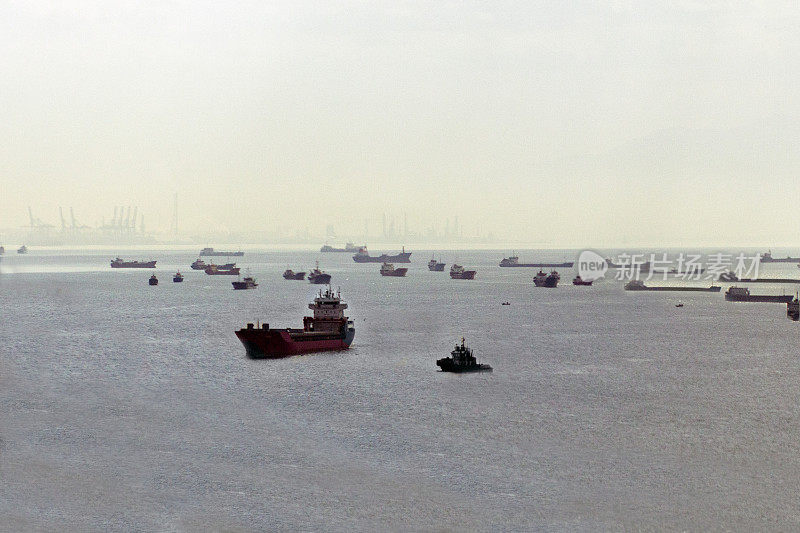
2 248 800 531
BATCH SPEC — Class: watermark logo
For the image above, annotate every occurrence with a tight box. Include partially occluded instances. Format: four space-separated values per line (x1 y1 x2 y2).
577 250 608 281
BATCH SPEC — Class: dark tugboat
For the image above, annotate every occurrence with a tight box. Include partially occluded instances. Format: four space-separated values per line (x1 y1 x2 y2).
380 262 408 277
572 275 593 286
232 276 258 290
308 263 332 284
283 269 306 280
235 286 355 358
190 258 207 270
428 256 446 271
450 264 476 279
173 271 184 282
149 274 158 286
436 338 492 373
534 270 560 287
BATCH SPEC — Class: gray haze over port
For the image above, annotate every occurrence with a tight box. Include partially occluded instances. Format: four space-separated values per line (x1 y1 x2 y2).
3 2 800 247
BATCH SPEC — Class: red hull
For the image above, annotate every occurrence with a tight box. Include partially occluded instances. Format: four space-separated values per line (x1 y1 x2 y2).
236 327 351 358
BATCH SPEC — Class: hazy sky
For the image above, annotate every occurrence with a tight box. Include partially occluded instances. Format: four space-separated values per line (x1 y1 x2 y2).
2 1 800 246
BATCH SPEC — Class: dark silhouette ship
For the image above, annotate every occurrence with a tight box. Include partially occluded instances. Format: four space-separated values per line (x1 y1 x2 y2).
380 262 408 277
533 270 560 287
283 269 306 280
450 264 476 279
436 339 492 373
308 263 332 284
428 257 446 271
232 276 258 290
111 257 156 268
352 246 411 263
724 286 793 302
148 274 158 286
500 255 573 268
173 272 183 282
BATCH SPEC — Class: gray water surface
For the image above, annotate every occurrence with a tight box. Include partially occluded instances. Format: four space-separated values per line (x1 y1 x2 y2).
2 249 800 531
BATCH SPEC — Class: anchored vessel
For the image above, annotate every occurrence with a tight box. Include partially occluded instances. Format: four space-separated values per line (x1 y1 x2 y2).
428 257 446 271
321 242 363 253
190 259 207 270
148 274 158 286
308 264 332 284
200 247 244 257
17 245 27 254
380 262 408 277
283 269 306 280
232 276 258 290
500 256 573 268
624 280 721 292
724 286 793 303
534 270 560 287
235 287 355 358
450 264 476 280
111 257 156 268
572 275 593 286
173 272 183 283
352 246 412 263
205 264 240 275
436 338 492 373
760 250 800 263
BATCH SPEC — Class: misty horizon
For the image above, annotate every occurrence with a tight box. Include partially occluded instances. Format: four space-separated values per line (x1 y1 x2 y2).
3 2 800 247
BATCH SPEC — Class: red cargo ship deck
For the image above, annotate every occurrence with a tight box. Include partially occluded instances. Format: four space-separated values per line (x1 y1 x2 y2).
235 287 355 358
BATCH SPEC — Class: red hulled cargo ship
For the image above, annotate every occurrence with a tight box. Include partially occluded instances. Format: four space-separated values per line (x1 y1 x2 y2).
235 287 355 358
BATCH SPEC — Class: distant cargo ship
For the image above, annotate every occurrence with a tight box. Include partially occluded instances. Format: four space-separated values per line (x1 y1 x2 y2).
500 256 573 268
625 280 721 292
380 262 408 277
283 269 306 280
352 246 411 263
321 242 363 253
205 264 240 275
724 286 793 303
235 287 355 358
232 276 258 290
110 257 156 268
760 250 800 263
533 270 560 287
450 264 476 280
17 245 28 254
200 247 244 257
428 257 445 271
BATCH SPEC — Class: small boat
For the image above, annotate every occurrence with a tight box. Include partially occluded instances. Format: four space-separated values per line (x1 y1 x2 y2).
436 338 492 373
533 270 560 287
173 272 183 283
308 263 332 284
190 258 207 270
572 275 593 286
501 302 510 306
283 269 306 280
380 262 408 277
17 245 27 254
232 276 258 290
675 302 684 308
149 275 158 286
